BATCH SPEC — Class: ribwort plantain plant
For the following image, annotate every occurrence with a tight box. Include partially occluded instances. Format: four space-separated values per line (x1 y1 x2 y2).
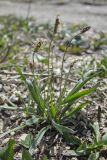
0 17 104 156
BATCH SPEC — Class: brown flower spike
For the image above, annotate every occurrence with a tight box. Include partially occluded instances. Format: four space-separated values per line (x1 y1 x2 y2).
32 41 42 52
54 15 60 34
80 26 91 34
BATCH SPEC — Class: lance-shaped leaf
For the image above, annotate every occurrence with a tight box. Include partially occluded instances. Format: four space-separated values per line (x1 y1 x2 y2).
65 70 101 98
29 126 50 154
101 133 107 145
60 84 98 118
0 139 15 160
92 122 101 144
63 84 98 104
22 149 33 160
52 120 81 145
64 102 89 119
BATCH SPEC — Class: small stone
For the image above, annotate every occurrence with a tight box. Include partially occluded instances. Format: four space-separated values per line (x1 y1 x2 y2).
0 84 3 92
16 153 22 159
100 158 105 160
3 111 11 117
104 122 107 127
10 115 16 121
65 146 70 150
4 86 11 92
10 95 19 104
0 119 3 133
103 128 107 133
0 96 4 105
3 138 10 144
10 131 15 136
20 134 28 141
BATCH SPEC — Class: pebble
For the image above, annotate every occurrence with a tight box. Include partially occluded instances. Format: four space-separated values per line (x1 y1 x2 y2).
10 115 16 121
3 138 10 144
0 84 3 92
0 96 5 105
20 133 27 141
16 153 22 159
4 85 11 92
103 128 107 133
10 131 15 136
10 95 19 104
104 122 107 127
0 119 3 133
100 158 106 160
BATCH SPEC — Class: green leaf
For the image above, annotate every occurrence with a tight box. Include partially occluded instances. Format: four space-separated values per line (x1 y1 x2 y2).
102 133 107 145
52 120 74 134
25 116 40 126
65 102 89 118
63 85 98 104
64 132 81 145
59 45 85 54
66 70 101 97
22 149 33 160
17 67 45 113
76 142 88 155
42 155 49 160
51 105 57 118
35 53 49 65
92 122 101 144
32 78 45 109
0 139 15 160
16 67 26 81
52 120 81 145
26 79 40 104
26 79 45 113
21 134 33 149
29 126 50 154
88 152 99 160
60 84 98 118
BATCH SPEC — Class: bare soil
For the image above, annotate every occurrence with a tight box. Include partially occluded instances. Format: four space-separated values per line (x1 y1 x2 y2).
0 0 107 31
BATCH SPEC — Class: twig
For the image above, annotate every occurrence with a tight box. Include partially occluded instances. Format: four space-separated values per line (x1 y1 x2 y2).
0 71 41 76
26 0 32 20
97 105 101 123
0 70 77 83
